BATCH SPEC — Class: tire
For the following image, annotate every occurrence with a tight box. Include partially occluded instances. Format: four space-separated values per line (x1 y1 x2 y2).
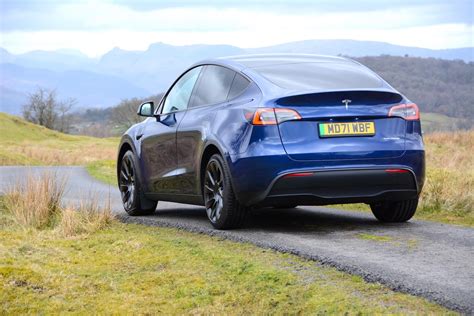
370 198 418 222
203 154 248 229
118 151 157 216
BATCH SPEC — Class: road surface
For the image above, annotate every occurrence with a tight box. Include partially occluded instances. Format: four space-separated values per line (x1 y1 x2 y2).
0 166 472 313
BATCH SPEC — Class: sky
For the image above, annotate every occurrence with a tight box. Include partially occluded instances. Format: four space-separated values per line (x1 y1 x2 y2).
0 0 473 57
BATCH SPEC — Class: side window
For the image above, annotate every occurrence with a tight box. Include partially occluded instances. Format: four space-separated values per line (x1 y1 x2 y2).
190 65 235 108
227 73 250 100
162 66 202 114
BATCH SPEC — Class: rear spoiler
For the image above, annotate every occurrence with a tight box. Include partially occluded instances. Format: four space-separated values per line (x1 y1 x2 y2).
273 90 404 107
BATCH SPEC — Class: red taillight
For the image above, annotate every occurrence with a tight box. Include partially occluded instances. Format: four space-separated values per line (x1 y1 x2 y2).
251 108 301 125
283 172 314 178
389 103 420 120
385 169 409 174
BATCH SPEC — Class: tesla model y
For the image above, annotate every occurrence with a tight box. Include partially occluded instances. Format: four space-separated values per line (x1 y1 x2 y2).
117 54 425 229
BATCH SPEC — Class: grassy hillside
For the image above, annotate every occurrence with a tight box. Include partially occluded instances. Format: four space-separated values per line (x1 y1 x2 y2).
0 113 117 165
355 56 474 127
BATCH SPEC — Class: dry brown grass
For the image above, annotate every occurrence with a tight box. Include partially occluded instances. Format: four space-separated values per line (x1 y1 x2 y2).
3 173 65 229
419 130 474 223
424 130 474 170
2 141 117 166
58 199 114 237
3 172 114 235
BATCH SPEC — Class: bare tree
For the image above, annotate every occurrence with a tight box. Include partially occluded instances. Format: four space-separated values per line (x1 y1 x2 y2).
22 87 76 132
110 93 164 131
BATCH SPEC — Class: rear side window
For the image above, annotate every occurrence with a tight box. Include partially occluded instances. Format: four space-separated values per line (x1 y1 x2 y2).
190 65 235 107
228 73 250 100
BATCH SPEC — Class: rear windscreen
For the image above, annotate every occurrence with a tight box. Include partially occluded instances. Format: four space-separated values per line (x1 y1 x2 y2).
252 62 384 90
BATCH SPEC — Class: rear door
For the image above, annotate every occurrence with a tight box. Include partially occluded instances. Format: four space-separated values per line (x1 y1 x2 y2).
175 65 239 194
275 90 407 161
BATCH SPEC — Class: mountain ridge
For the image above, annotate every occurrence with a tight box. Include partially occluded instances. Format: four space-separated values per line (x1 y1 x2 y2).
1 39 472 116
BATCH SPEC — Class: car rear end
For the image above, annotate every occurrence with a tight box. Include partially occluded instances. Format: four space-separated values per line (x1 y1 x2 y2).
226 56 424 221
263 90 424 207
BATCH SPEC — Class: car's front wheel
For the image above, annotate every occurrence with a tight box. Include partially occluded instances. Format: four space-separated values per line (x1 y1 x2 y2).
119 150 157 216
370 198 418 222
203 154 247 229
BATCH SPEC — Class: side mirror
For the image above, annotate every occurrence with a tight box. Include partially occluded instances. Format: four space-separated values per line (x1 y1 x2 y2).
137 101 154 117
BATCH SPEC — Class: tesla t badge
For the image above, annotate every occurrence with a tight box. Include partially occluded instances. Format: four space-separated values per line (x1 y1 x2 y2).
342 99 352 110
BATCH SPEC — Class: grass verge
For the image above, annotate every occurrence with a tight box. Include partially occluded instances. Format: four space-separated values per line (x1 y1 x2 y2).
0 210 452 314
85 159 116 185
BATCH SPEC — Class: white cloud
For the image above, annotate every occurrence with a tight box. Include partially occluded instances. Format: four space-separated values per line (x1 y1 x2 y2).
1 3 472 56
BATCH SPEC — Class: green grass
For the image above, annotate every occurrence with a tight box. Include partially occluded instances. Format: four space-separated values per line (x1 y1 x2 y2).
0 208 451 314
86 160 117 185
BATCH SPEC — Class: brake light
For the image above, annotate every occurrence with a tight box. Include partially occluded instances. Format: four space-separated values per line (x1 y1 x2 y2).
283 172 314 178
389 103 420 120
385 169 409 174
251 108 301 125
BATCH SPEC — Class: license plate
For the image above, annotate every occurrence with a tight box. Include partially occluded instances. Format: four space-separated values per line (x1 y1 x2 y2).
319 122 375 137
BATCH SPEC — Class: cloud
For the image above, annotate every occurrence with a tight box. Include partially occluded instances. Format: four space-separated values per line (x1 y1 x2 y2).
1 0 472 32
0 0 471 56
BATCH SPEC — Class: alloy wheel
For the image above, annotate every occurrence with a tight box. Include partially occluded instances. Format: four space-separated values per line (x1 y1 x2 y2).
204 160 224 223
119 155 135 210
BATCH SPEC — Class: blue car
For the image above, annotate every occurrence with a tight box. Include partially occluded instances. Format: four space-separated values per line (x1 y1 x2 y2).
117 54 425 229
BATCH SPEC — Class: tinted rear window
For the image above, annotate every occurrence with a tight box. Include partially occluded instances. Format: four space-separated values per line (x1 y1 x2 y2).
228 73 250 100
252 62 384 90
190 65 235 107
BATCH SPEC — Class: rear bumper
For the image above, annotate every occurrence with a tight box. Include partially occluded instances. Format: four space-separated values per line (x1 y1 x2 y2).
227 150 424 207
261 168 418 206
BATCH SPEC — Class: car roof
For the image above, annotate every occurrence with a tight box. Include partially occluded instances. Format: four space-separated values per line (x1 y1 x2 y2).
222 53 355 68
192 54 395 96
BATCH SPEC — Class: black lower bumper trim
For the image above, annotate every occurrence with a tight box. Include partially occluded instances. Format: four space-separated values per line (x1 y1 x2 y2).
261 169 417 206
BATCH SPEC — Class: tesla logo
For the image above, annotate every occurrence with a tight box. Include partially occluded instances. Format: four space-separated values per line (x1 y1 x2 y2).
342 99 352 110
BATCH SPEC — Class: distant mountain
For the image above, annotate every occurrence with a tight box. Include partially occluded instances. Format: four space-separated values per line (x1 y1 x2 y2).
1 39 472 115
99 43 244 91
249 40 473 61
0 63 150 115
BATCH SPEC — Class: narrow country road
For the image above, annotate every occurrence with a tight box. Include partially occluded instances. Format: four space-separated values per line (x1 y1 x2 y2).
1 166 473 313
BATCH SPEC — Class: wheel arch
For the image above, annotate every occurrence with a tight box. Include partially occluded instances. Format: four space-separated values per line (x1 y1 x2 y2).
117 140 134 182
199 144 224 196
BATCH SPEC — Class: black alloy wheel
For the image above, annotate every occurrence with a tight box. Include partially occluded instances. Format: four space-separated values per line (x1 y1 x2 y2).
119 151 157 215
119 153 136 210
204 159 224 224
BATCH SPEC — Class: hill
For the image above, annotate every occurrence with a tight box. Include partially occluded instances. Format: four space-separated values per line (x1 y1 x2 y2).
0 112 117 165
354 56 474 125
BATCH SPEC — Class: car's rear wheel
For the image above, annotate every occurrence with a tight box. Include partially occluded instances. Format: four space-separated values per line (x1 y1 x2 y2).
119 151 157 216
370 198 418 222
203 154 247 229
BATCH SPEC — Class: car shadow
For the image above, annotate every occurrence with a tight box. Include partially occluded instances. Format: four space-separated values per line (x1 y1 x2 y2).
152 204 413 234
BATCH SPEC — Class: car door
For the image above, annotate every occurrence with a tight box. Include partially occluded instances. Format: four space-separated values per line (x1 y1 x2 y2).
139 66 202 194
176 65 248 195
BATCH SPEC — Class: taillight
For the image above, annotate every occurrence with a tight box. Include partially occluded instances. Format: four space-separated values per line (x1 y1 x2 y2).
389 103 420 120
385 169 409 174
250 108 301 125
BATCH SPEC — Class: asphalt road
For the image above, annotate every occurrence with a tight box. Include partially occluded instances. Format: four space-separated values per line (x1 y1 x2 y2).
1 166 473 313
